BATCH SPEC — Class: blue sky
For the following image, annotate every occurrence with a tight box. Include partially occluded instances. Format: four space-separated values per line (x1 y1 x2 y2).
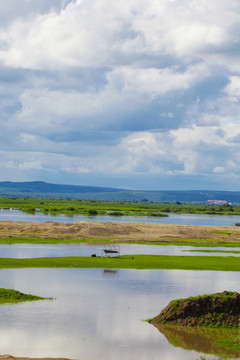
0 0 240 190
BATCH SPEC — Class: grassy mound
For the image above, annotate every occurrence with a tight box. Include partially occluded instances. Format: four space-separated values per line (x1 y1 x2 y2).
150 291 240 328
0 288 52 304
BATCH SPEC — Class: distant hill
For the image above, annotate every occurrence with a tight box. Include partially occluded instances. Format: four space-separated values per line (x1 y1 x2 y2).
0 181 239 203
0 181 123 194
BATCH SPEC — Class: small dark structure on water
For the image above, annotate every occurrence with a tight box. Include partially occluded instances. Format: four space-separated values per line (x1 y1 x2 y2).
102 244 120 257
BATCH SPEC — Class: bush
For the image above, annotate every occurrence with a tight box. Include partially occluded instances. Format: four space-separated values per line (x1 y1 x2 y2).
88 209 98 215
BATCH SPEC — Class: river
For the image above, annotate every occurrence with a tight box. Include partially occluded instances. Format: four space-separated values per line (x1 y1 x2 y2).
0 243 239 258
0 209 239 226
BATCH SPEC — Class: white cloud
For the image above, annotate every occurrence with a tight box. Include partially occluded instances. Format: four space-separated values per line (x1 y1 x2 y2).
20 133 37 143
9 63 209 137
61 165 90 173
160 112 173 118
0 0 239 71
97 124 239 177
213 166 225 173
0 0 240 188
19 160 43 170
109 63 209 98
0 122 240 183
224 76 240 102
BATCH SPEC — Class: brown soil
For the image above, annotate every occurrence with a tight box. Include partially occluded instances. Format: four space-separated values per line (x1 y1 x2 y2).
0 220 240 244
150 291 240 327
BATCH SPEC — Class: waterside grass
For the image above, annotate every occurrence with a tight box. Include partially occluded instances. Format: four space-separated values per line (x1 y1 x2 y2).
183 249 240 254
1 236 240 248
0 288 53 304
0 255 240 271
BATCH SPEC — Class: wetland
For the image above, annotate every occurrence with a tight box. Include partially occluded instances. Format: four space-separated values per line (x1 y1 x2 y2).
0 200 239 359
0 268 239 360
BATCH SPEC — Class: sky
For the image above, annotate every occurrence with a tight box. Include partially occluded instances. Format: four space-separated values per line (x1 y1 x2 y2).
0 0 240 190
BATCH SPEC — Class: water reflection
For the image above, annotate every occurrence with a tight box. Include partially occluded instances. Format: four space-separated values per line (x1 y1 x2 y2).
0 243 239 258
102 269 119 277
154 324 240 358
0 268 239 359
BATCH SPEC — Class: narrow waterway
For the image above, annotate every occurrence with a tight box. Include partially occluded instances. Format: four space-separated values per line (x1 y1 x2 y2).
0 209 239 225
0 243 239 258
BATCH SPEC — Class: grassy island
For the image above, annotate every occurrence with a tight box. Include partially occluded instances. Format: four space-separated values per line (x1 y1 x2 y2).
149 291 240 328
0 255 240 271
149 291 240 358
0 288 52 304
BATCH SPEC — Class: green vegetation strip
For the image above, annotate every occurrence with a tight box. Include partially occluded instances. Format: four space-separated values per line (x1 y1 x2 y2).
201 230 235 235
0 255 240 271
183 250 240 254
0 236 83 244
199 357 231 360
0 288 52 304
1 236 240 248
1 196 240 216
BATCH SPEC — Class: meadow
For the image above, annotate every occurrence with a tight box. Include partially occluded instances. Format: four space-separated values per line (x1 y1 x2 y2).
0 254 240 271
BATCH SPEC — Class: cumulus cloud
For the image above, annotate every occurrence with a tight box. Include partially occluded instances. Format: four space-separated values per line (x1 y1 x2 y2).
5 123 237 178
109 125 238 177
0 0 239 70
224 76 240 101
0 0 240 189
6 63 209 139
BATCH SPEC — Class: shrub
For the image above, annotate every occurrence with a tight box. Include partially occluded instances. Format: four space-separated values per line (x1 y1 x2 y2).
88 209 98 215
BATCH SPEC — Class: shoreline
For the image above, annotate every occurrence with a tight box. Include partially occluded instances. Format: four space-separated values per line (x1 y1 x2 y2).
0 356 75 360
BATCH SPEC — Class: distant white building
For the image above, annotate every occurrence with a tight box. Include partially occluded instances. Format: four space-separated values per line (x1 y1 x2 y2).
208 200 228 205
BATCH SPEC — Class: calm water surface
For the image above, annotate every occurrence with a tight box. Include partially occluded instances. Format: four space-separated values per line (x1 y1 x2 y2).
0 268 239 359
0 243 239 258
0 209 240 225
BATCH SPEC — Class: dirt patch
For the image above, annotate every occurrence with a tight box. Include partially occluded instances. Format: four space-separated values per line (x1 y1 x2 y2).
150 291 240 327
0 220 240 243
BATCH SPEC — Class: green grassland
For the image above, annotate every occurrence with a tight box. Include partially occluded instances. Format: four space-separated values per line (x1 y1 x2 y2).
0 255 239 271
0 197 240 216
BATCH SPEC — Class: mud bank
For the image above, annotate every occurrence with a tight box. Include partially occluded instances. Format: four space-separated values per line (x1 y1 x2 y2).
0 220 240 244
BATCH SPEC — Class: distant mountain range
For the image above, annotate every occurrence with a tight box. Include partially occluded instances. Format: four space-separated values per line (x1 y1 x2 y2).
0 181 239 203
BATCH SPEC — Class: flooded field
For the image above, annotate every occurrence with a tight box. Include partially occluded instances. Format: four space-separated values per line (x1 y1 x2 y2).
0 268 239 360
